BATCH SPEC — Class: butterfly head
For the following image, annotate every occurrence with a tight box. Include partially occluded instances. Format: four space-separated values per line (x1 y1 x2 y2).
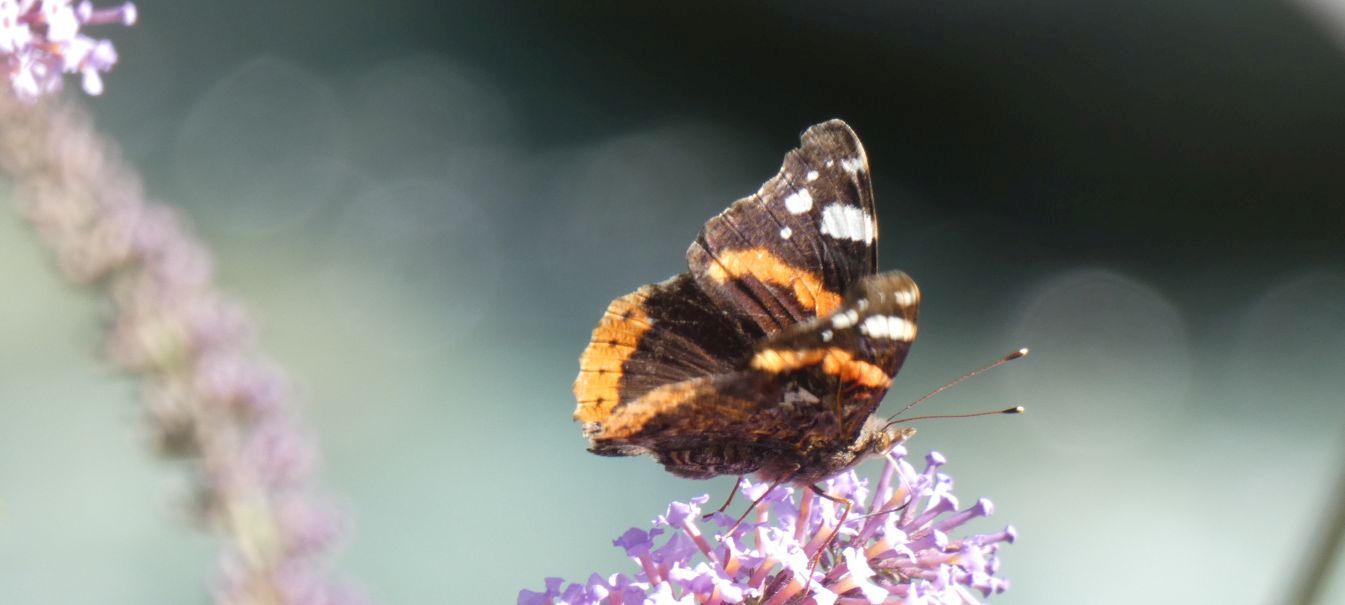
854 415 917 459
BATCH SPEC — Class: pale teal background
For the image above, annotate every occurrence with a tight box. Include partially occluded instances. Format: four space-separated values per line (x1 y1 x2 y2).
3 2 1345 604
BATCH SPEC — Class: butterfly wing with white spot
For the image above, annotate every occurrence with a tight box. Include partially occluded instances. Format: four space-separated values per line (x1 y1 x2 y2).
686 119 879 335
748 271 921 442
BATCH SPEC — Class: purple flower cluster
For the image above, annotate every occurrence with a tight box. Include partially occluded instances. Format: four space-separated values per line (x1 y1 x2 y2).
521 446 1014 605
0 0 136 100
0 91 363 601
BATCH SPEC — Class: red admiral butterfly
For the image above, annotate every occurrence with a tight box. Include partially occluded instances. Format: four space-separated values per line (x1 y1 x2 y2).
573 120 919 487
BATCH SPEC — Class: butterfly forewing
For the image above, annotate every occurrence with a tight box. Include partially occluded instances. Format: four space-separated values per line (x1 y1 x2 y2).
687 120 879 335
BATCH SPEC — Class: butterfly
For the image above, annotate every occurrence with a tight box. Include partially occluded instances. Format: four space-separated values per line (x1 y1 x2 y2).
573 119 919 491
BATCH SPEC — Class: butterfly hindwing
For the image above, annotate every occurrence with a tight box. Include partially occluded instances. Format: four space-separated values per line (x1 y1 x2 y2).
687 119 878 335
574 274 763 446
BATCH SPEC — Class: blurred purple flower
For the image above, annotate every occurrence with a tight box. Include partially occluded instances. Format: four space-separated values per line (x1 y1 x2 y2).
521 447 1014 604
0 0 136 100
0 76 364 603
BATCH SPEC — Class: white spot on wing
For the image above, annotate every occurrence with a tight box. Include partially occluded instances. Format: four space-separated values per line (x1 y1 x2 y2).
893 285 919 308
841 157 865 174
783 188 813 214
782 388 820 409
832 309 860 329
818 203 875 243
820 329 834 342
859 315 917 341
825 159 835 168
806 170 819 182
779 226 793 240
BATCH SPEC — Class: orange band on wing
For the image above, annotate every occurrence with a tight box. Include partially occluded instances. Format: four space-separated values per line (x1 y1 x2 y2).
705 247 843 316
573 289 652 424
592 378 729 440
750 347 891 388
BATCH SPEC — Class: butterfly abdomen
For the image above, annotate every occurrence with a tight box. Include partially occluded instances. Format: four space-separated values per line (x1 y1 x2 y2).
655 443 767 479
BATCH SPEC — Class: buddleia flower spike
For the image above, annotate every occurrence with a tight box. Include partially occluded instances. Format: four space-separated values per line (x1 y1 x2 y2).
520 446 1015 604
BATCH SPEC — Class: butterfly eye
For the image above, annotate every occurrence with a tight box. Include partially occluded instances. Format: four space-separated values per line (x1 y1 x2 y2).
883 426 917 448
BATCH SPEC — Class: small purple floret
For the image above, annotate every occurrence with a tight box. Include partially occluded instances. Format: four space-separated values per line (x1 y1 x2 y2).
652 531 699 567
614 527 661 557
659 494 709 527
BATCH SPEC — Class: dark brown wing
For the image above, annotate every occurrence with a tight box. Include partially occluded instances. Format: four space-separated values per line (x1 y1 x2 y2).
587 272 919 474
573 274 763 446
749 271 920 441
687 119 879 335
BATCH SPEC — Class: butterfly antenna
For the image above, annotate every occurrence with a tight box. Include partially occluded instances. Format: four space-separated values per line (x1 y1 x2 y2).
893 406 1024 424
886 348 1028 422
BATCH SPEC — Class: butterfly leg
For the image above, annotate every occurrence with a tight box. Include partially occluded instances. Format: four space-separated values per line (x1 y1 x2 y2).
806 484 852 586
853 498 911 522
829 371 845 426
830 370 864 437
702 475 744 520
723 474 790 538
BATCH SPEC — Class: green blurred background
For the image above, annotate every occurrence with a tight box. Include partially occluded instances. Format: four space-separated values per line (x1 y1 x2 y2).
3 1 1345 603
